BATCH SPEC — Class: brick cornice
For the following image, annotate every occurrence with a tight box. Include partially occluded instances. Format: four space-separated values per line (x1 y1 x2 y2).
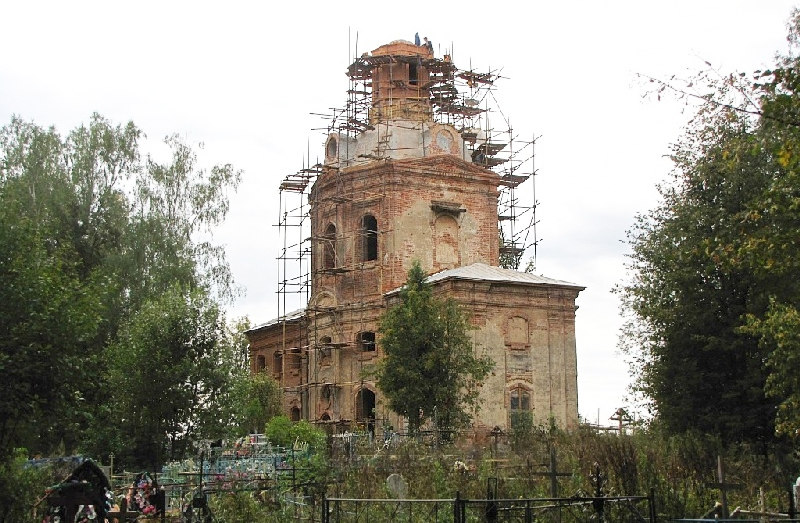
315 155 500 193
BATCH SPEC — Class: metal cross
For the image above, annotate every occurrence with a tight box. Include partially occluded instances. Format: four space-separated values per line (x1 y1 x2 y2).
529 446 572 498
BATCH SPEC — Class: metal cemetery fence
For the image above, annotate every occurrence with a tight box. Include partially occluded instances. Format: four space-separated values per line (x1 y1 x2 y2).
323 492 656 523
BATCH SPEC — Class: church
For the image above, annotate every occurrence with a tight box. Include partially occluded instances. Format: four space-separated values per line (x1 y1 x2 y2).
246 39 583 437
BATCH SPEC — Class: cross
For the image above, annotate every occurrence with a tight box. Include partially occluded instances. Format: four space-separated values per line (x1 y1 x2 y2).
528 445 572 522
609 407 632 433
706 455 742 518
530 446 572 498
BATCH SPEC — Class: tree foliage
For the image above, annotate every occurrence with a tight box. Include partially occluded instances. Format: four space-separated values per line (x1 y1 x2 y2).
376 261 493 438
264 415 326 450
0 449 50 523
621 9 800 442
0 207 103 457
105 287 242 468
0 115 134 457
0 113 243 471
232 371 284 435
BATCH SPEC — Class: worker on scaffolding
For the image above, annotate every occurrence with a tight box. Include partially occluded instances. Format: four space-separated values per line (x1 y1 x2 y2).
423 36 433 54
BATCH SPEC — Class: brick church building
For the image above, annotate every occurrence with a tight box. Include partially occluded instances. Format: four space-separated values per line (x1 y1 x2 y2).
246 39 584 436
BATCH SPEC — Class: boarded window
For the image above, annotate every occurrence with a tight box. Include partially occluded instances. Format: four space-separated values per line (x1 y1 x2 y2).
508 353 533 374
434 214 459 269
289 350 302 371
506 316 529 346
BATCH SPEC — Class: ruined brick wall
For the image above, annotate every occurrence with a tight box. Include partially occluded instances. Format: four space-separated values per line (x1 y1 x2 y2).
438 280 580 432
310 155 500 298
247 318 306 420
380 278 581 433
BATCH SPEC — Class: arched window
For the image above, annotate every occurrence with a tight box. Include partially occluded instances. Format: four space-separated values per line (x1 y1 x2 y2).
321 384 335 401
322 223 336 269
361 214 378 262
290 406 301 422
357 331 376 352
510 385 532 430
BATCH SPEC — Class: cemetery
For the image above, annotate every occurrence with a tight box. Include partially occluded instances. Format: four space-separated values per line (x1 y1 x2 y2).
29 425 800 522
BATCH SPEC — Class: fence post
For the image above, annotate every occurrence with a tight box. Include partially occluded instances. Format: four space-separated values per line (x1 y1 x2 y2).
321 495 328 523
649 487 657 523
590 463 606 523
486 478 498 523
453 491 461 523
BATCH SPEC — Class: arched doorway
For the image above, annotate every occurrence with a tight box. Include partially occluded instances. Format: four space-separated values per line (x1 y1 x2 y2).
355 389 376 437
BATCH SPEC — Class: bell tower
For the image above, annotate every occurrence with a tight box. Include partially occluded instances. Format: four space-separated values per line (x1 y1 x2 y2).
312 40 500 301
303 39 506 429
368 40 434 123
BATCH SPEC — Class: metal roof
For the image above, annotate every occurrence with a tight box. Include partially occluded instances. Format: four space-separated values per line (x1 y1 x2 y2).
246 308 305 334
391 262 584 294
249 266 583 330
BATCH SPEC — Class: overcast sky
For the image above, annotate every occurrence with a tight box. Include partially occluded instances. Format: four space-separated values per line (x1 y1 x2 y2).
2 1 797 426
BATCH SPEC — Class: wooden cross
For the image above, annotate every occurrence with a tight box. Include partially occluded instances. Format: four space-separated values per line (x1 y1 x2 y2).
609 407 632 433
706 455 742 518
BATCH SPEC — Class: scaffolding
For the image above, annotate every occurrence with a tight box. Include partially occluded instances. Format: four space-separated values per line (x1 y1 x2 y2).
272 37 540 429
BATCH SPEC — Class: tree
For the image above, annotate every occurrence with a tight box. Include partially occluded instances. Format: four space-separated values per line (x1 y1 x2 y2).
128 134 241 306
743 303 800 437
376 261 493 439
619 107 776 442
105 286 241 469
231 371 283 435
0 114 243 464
0 205 103 457
264 415 326 450
620 9 800 443
0 115 134 456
